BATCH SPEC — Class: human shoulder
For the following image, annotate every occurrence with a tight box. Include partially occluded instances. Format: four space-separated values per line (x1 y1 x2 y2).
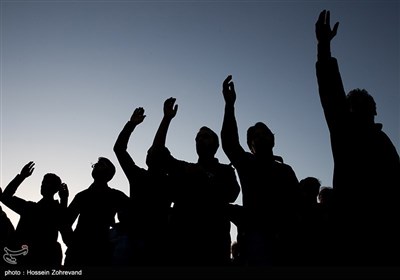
70 188 91 203
273 161 298 181
109 187 129 199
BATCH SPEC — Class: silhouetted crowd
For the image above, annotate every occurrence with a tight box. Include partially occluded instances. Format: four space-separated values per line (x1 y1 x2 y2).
1 11 399 271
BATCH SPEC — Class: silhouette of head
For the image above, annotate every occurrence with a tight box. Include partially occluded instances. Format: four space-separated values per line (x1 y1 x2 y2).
247 122 275 155
299 177 321 203
318 186 334 205
41 173 62 198
91 157 116 182
195 126 219 158
346 89 377 122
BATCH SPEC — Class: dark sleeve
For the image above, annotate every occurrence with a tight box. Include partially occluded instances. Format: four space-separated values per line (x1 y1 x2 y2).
1 175 29 215
146 146 187 174
115 190 130 218
316 57 348 133
0 211 15 237
58 202 73 247
114 121 145 178
114 121 148 197
224 165 241 203
66 192 82 227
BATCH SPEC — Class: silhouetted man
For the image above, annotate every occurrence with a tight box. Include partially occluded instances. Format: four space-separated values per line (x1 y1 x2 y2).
114 107 172 265
1 161 69 267
315 10 400 265
221 76 301 266
64 157 129 267
147 97 240 266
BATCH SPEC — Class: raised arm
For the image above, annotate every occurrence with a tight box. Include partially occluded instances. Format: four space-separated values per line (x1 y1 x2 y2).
315 10 347 132
146 97 181 173
1 161 35 214
58 183 69 208
151 97 178 149
57 183 73 246
221 75 246 165
114 107 146 182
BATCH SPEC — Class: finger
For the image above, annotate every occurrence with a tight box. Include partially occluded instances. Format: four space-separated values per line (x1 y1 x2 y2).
223 75 232 87
136 108 144 115
318 10 326 24
164 98 173 105
173 104 178 113
326 10 330 26
332 22 339 38
167 97 176 106
27 163 34 171
229 81 235 92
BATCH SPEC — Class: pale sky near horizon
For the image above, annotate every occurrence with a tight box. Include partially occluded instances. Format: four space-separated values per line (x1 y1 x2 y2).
1 0 399 260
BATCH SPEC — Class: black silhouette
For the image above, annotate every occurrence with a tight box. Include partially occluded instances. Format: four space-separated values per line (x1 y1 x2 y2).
297 177 323 266
0 187 16 267
299 177 321 206
315 10 400 265
318 186 333 206
146 97 240 266
230 241 242 266
0 162 69 267
221 76 301 266
64 157 129 267
113 107 172 265
109 208 132 266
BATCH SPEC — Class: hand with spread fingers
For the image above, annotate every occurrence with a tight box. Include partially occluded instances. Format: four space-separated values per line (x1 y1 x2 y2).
130 107 146 125
315 10 339 45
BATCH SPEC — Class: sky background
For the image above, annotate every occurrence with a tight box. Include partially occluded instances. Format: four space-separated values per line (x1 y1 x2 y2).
1 0 399 261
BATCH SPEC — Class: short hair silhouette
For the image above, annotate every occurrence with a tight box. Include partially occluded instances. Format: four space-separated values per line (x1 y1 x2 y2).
246 122 275 152
92 157 116 182
318 186 333 205
346 88 377 116
195 126 220 156
299 177 321 199
40 173 62 197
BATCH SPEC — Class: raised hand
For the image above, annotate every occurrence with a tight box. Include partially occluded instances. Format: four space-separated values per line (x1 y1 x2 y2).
59 183 69 207
20 161 35 179
130 107 146 125
222 75 236 106
163 97 178 120
315 10 339 44
59 183 69 201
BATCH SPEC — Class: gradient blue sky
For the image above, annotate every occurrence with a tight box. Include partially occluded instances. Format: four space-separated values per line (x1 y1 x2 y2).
1 0 399 257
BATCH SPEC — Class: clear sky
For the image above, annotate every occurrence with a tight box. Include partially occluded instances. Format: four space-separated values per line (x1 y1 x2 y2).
1 0 399 259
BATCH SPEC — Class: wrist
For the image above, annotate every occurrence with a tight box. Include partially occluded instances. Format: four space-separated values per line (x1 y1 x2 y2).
317 42 331 60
